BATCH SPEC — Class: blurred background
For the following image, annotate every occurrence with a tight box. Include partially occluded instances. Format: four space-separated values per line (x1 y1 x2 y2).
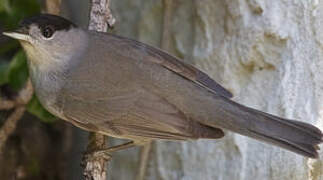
1 0 323 180
0 0 90 179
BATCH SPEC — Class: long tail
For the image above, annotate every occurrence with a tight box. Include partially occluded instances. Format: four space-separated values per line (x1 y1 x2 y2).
204 97 323 158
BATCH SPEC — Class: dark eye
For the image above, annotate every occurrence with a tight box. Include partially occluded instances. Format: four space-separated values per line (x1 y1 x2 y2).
42 26 55 38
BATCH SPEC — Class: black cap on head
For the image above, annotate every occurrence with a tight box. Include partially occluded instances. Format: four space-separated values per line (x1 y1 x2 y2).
19 14 76 32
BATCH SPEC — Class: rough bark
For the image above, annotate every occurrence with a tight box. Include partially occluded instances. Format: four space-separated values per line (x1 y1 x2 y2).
83 133 108 180
108 0 323 179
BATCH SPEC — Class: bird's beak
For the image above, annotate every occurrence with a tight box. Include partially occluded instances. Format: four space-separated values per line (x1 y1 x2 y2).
3 26 31 42
3 31 30 42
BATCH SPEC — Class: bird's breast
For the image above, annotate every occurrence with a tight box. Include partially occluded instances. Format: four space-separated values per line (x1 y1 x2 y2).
29 65 68 120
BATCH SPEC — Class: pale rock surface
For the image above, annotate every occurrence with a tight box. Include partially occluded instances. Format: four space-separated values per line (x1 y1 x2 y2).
108 0 323 179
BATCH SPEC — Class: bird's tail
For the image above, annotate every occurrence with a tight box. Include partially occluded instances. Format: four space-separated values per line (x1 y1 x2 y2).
205 97 323 158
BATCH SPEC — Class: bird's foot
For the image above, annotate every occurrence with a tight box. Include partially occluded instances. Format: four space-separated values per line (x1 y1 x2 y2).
81 141 138 168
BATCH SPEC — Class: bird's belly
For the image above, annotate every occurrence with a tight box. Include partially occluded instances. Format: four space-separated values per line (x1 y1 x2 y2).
32 81 67 120
37 91 67 120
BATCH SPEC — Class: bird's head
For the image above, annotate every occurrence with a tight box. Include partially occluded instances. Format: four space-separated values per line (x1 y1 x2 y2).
3 14 87 70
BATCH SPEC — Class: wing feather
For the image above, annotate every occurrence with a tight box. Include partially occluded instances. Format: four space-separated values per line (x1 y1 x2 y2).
61 89 210 140
108 34 233 98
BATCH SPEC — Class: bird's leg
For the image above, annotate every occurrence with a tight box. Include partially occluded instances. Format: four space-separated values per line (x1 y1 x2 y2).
82 141 137 162
97 141 136 154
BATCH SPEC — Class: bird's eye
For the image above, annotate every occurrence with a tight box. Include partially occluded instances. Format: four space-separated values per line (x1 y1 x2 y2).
41 26 55 38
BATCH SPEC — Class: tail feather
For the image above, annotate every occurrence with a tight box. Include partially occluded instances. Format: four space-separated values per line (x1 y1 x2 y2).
253 108 322 142
243 106 322 158
248 128 320 158
209 98 323 158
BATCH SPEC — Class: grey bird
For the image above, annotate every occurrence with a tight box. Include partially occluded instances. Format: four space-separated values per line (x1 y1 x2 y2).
3 14 323 158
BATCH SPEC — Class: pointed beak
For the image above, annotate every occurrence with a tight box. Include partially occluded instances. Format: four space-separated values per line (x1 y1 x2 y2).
3 25 31 42
3 31 31 42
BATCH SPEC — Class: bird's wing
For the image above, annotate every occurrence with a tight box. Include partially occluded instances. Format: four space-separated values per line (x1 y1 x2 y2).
108 34 233 98
60 85 223 140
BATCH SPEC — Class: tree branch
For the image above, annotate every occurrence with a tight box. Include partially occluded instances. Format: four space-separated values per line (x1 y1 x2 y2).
136 142 152 180
0 79 33 154
88 0 115 31
161 0 173 50
0 100 15 110
82 1 115 180
83 133 109 180
44 0 62 15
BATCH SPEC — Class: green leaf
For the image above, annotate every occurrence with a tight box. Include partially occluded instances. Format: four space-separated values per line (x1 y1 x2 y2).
10 0 40 15
9 0 40 21
8 50 28 90
0 0 9 13
0 0 40 30
0 1 4 13
27 95 57 123
0 40 19 54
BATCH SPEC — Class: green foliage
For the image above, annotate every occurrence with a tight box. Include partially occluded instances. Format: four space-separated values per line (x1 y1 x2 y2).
0 50 28 89
27 95 56 123
0 0 40 29
0 59 9 85
8 50 28 90
0 0 57 123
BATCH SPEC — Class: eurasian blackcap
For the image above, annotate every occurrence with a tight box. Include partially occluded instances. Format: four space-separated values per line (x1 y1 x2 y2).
3 14 322 158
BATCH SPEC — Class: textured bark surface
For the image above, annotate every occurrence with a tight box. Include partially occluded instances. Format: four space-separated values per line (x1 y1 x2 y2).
108 0 323 179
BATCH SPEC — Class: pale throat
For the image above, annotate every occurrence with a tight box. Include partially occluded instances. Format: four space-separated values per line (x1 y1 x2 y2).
21 42 69 73
21 40 72 98
21 41 71 119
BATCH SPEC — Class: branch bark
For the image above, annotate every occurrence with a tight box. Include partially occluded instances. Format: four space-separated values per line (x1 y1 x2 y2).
88 0 115 31
0 79 33 154
82 1 115 180
44 0 61 15
0 100 15 110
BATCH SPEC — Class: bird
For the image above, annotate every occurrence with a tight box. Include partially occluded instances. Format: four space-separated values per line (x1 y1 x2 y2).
3 14 322 158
